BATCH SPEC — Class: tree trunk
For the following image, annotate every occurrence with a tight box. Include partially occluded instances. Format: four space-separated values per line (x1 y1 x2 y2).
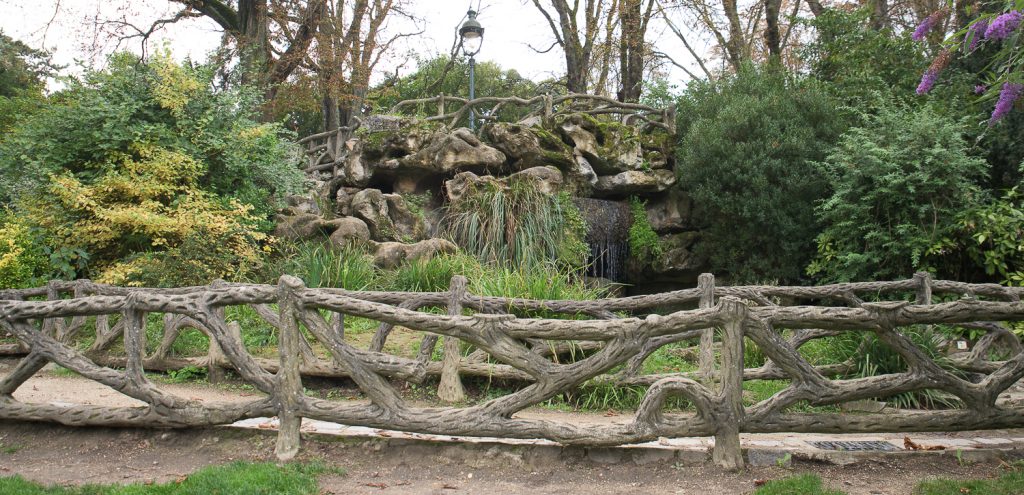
867 0 889 30
722 0 746 70
618 0 645 102
237 0 270 87
764 0 782 62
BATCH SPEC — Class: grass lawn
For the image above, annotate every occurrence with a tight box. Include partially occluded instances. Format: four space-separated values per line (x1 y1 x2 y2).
0 461 341 495
752 464 1024 495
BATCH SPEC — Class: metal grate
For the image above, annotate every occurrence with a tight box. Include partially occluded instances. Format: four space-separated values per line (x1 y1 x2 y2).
808 440 899 452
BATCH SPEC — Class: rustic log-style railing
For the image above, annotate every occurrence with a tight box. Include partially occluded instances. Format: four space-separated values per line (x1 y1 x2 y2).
388 93 676 135
1 274 1022 469
296 93 676 174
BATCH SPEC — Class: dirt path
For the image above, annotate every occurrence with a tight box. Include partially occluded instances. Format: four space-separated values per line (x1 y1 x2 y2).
0 359 1021 494
0 421 1013 495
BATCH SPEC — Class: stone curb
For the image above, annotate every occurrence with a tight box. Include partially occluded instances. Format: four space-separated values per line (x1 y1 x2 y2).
229 418 1024 467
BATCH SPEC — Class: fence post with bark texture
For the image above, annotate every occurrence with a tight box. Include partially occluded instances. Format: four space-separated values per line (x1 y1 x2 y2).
697 273 716 385
713 296 746 470
438 275 467 403
275 275 305 461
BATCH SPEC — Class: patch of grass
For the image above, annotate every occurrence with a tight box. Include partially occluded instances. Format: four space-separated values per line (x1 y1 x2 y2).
915 463 1024 494
0 461 343 494
279 242 378 290
0 441 22 454
754 473 846 495
164 365 207 383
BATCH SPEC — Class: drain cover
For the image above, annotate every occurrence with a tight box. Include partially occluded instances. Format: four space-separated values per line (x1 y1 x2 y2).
808 440 899 451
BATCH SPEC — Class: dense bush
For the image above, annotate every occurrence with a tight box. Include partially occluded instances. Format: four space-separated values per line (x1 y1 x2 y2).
0 211 50 288
809 105 989 281
0 51 303 215
0 52 304 284
20 146 269 285
957 187 1024 285
675 64 847 283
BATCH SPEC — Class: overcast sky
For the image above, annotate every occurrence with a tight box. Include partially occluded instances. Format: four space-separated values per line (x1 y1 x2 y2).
0 0 704 91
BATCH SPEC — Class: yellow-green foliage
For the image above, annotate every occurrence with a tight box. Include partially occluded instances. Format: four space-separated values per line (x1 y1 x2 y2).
151 51 201 116
0 213 48 288
23 145 267 286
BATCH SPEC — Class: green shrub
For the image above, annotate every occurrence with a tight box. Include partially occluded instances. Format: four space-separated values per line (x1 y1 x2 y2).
0 51 303 283
808 105 988 282
627 197 662 263
675 64 847 283
0 212 50 288
957 187 1024 285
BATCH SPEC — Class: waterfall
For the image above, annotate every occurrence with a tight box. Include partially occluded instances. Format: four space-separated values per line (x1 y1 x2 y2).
574 198 632 282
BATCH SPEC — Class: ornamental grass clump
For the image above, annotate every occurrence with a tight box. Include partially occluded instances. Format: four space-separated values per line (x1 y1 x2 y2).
442 177 588 271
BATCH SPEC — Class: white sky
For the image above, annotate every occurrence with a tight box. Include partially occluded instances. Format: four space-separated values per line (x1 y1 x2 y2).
0 0 704 91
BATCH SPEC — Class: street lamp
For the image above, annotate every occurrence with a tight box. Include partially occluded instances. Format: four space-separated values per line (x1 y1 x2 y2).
459 9 484 131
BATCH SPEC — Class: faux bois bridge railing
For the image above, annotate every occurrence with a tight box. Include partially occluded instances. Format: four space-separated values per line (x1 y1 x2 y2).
0 273 1022 470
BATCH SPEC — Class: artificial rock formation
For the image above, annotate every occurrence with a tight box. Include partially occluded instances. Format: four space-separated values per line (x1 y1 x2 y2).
286 106 696 283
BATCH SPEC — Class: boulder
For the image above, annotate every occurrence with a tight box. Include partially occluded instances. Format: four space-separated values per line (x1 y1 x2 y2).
444 171 488 203
644 189 694 234
399 127 506 173
653 232 703 274
384 193 426 242
571 154 599 191
282 194 320 216
334 187 362 217
351 189 397 241
341 139 372 187
444 167 564 203
273 213 323 240
557 114 646 175
506 166 563 195
484 122 547 170
325 217 371 247
370 238 458 269
622 232 704 282
593 169 675 197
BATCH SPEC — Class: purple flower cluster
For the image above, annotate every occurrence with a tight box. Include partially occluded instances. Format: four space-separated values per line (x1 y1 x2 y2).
985 11 1022 40
917 50 952 95
990 82 1023 124
917 71 939 94
975 84 988 95
913 11 945 41
968 20 988 50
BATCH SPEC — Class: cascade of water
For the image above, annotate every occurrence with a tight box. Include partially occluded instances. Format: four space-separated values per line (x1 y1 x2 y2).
574 198 633 282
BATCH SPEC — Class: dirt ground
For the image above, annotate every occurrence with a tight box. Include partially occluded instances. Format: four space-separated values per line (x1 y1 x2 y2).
0 421 1016 495
0 358 1020 494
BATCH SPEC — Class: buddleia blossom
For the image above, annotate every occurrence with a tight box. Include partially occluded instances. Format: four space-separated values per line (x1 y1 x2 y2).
985 11 1022 40
975 84 987 94
913 9 947 41
967 20 988 50
916 50 952 95
990 82 1023 124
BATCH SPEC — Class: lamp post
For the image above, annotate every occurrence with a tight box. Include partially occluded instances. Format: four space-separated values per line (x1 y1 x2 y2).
459 9 484 131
